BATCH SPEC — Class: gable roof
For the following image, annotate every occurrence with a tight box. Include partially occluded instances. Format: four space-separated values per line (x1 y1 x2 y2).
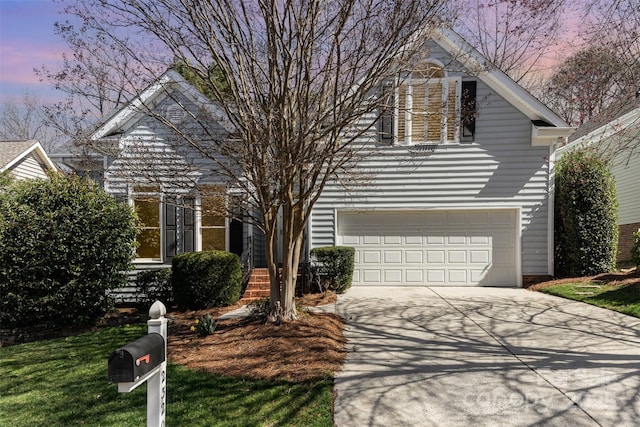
556 106 640 154
91 28 573 146
432 27 574 144
90 69 229 141
0 140 58 173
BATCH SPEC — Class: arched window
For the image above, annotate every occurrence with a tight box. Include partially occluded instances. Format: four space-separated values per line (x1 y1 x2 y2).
379 61 475 145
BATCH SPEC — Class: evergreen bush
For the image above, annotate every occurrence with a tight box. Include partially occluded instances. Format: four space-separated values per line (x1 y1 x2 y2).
554 148 618 276
172 250 242 309
135 268 173 308
0 174 138 328
310 246 355 294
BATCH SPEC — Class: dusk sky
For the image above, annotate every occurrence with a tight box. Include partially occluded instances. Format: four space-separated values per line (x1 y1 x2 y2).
0 0 69 103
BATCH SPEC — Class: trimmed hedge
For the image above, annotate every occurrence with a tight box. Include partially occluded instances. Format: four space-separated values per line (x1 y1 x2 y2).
0 174 138 328
554 147 618 276
135 268 173 308
310 246 355 294
172 250 242 309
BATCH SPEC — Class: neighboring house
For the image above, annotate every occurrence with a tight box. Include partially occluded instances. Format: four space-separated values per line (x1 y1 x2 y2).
59 26 573 293
556 106 640 263
0 140 58 180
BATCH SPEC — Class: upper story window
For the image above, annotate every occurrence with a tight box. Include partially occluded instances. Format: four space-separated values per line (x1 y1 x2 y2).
379 61 477 145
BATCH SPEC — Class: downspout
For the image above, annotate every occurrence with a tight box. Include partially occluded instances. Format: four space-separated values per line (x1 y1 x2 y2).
548 140 559 278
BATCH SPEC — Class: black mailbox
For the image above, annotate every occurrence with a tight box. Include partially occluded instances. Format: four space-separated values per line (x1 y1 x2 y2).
108 333 165 383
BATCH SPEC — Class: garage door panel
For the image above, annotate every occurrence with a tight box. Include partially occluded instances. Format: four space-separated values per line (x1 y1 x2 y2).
407 250 424 263
448 270 468 284
405 270 424 283
470 250 490 264
340 210 517 286
343 237 359 247
362 251 381 264
470 236 490 245
426 250 444 263
448 251 467 263
384 251 402 263
363 270 382 283
427 270 446 283
384 236 402 245
448 236 466 245
406 236 423 245
384 270 402 282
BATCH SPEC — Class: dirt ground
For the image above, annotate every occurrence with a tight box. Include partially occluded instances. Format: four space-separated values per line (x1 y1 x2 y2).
167 292 347 382
527 268 640 291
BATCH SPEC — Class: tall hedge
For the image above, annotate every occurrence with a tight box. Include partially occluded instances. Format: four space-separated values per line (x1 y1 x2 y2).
0 174 138 328
555 148 618 276
172 250 242 309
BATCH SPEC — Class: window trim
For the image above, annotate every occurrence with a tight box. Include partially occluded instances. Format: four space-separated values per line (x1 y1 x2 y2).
130 188 164 263
196 186 229 252
379 62 471 146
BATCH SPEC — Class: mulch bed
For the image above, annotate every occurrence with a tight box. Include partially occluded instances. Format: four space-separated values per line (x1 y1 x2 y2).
166 291 346 382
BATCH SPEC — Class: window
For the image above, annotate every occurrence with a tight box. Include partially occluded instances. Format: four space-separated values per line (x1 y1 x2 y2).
200 186 226 251
131 184 229 261
134 194 162 260
379 62 474 145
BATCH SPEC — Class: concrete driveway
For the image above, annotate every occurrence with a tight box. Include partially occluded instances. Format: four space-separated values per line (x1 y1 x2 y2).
333 287 640 427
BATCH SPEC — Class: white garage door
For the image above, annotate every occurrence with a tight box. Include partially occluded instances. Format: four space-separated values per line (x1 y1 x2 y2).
338 210 518 286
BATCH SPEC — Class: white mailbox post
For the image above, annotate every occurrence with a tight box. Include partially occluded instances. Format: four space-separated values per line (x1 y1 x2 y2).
108 301 168 427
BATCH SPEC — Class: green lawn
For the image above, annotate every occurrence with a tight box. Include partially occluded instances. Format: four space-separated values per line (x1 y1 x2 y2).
0 324 333 426
539 281 640 318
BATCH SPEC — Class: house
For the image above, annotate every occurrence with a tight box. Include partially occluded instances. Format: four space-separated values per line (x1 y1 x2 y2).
0 140 58 180
309 28 573 287
60 26 573 295
556 106 640 263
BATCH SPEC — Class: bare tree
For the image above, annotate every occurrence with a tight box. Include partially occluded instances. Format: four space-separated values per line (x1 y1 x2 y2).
35 10 164 137
540 0 640 159
544 45 632 127
0 94 63 151
453 0 568 85
61 0 451 320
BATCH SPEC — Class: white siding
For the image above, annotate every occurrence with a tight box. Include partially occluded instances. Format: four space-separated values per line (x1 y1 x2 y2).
612 152 640 225
9 154 49 180
311 79 552 277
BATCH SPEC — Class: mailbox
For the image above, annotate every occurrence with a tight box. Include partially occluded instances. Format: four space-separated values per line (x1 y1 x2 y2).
108 333 165 384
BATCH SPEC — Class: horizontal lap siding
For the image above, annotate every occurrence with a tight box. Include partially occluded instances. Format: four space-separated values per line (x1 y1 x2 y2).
10 154 49 180
612 153 640 225
105 91 228 197
311 80 552 275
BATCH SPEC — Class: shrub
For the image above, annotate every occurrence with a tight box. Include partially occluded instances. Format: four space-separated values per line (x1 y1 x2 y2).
0 174 138 328
172 250 242 310
554 147 618 276
632 231 640 268
247 297 270 318
310 246 355 294
135 268 173 308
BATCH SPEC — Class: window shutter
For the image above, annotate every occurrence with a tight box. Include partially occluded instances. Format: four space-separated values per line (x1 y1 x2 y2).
165 200 177 259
